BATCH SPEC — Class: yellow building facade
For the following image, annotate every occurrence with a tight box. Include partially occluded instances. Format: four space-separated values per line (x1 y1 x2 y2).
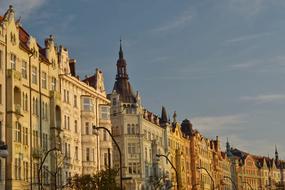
0 5 112 190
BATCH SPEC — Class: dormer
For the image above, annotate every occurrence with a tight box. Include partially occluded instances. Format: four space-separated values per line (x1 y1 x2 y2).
27 36 39 59
3 5 19 47
58 45 70 74
45 35 58 66
95 68 106 94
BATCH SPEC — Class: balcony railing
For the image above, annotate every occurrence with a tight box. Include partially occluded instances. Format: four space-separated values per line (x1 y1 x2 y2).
7 69 21 81
32 147 43 159
14 104 21 115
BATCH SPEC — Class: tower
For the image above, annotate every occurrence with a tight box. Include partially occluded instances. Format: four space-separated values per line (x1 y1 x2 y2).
112 40 136 103
275 145 279 161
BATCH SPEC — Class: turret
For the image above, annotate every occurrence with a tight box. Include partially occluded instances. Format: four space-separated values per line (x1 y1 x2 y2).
160 106 168 126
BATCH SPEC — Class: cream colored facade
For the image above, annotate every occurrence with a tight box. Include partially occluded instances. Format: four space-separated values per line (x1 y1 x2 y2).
168 118 192 190
109 44 169 190
58 47 112 185
0 5 112 190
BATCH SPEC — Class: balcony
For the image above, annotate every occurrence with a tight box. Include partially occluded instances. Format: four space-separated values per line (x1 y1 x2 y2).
7 69 21 81
32 147 43 159
14 104 22 115
50 90 61 104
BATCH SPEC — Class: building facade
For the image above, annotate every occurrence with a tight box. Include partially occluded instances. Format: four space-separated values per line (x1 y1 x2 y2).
109 43 170 190
0 5 112 190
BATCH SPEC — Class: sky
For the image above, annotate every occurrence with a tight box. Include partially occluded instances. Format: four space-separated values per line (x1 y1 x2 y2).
1 0 285 158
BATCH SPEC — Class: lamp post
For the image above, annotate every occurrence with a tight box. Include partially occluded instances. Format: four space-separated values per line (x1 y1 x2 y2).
224 176 237 190
38 147 59 190
197 166 215 190
156 154 179 190
243 181 254 190
92 126 123 190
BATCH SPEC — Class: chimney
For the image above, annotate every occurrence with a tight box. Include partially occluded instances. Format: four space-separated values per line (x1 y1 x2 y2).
69 59 76 77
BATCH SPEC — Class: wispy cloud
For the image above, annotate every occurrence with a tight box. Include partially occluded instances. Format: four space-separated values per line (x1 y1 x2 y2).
149 56 169 64
230 55 285 71
191 114 246 132
151 10 192 33
228 0 265 16
224 32 273 44
241 94 285 104
0 0 46 19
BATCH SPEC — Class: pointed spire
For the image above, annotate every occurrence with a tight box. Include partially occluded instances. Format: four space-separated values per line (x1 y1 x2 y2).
226 137 231 152
275 144 279 161
119 38 124 59
160 106 168 125
173 111 177 123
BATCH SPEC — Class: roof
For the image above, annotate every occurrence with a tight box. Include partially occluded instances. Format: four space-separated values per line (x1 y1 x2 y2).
112 44 137 103
83 74 97 89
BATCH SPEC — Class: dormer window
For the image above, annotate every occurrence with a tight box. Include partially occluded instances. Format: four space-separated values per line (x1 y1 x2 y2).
10 32 16 44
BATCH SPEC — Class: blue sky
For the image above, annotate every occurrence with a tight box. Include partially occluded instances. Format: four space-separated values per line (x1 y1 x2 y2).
1 0 285 158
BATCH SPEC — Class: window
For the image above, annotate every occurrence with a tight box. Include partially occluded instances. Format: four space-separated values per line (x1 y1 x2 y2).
64 115 67 129
42 72 47 89
85 122 89 135
74 120 78 133
100 105 110 120
67 116 70 130
23 161 29 181
33 130 39 148
51 77 56 90
74 95 77 107
103 130 107 141
15 122 21 143
67 91 70 104
10 53 16 70
86 148 90 161
23 127 28 145
128 143 136 154
14 158 21 180
32 66 37 84
21 61 27 79
82 97 93 112
63 90 66 102
64 143 68 157
22 93 28 111
75 146 78 160
43 133 48 151
104 153 108 167
112 98 117 105
35 98 39 116
45 103 48 119
68 144 70 158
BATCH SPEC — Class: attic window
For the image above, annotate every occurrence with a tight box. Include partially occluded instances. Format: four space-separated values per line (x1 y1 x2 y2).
10 32 16 44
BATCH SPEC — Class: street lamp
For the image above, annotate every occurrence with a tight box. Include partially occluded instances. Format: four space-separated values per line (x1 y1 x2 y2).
224 176 237 190
92 125 123 190
156 154 179 190
0 142 8 158
197 166 215 190
38 147 59 190
243 181 254 190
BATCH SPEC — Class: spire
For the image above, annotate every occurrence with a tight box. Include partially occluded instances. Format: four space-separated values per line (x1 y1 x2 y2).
116 39 128 80
173 111 177 123
226 138 231 152
113 38 136 103
119 38 124 59
275 145 279 161
160 106 168 125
